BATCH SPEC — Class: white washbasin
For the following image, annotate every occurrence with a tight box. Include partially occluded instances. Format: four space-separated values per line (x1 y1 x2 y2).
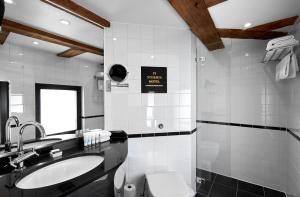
16 155 104 189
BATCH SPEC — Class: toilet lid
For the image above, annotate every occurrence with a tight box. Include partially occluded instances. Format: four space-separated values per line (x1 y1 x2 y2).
146 172 190 197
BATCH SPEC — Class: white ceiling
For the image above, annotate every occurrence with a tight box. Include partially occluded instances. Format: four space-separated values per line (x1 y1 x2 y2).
2 0 300 62
209 0 300 29
73 0 187 28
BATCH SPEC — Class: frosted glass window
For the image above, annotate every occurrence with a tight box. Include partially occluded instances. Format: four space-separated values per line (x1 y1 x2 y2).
11 94 24 113
40 89 77 135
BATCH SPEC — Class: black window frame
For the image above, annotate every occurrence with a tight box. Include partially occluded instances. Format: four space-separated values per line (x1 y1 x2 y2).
35 83 82 137
0 81 9 144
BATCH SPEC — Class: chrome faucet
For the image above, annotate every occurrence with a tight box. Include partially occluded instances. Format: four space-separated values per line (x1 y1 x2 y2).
17 121 46 153
9 121 46 170
5 116 20 151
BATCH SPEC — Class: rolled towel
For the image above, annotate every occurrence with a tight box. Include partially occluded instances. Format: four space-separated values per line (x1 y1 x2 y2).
100 136 110 143
266 35 297 51
99 130 112 137
90 129 112 137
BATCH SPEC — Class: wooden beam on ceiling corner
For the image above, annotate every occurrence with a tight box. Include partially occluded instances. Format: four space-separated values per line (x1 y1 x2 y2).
1 19 104 56
57 48 85 58
204 0 226 8
41 0 110 28
168 0 224 51
249 15 299 31
0 30 10 44
217 28 288 40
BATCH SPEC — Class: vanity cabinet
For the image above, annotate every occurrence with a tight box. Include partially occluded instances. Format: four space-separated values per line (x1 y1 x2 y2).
66 169 116 197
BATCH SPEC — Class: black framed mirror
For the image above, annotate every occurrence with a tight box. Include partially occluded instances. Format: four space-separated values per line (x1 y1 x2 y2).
108 64 128 83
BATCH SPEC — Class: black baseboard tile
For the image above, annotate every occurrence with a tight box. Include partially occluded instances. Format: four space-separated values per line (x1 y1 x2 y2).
127 128 197 138
127 134 142 138
155 132 168 137
287 129 300 142
179 131 191 135
197 120 285 132
81 115 104 119
167 132 180 136
197 120 300 144
142 133 155 137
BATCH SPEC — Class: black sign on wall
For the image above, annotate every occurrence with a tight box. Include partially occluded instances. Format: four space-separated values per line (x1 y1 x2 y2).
141 67 167 93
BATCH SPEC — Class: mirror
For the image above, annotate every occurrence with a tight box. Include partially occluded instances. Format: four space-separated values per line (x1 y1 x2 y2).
0 43 104 145
108 64 128 83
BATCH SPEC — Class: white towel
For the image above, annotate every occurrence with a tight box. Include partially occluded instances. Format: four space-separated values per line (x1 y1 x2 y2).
100 136 110 142
288 52 299 79
90 129 112 137
276 53 290 81
276 52 299 80
99 130 111 137
267 35 298 51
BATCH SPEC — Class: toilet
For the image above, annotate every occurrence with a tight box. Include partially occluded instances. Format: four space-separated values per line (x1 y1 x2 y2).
114 163 126 197
145 171 195 197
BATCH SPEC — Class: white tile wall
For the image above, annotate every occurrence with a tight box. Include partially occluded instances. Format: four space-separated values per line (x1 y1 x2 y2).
286 23 300 197
127 135 194 195
196 38 291 192
104 22 196 195
0 42 104 142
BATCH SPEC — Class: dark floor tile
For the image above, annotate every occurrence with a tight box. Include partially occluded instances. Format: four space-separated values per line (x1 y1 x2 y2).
264 187 286 197
197 169 216 182
210 183 236 197
237 190 262 197
196 193 207 197
238 181 264 196
197 180 213 195
214 174 238 189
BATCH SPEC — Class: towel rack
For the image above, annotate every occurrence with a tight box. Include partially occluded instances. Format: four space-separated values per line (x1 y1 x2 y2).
262 43 299 63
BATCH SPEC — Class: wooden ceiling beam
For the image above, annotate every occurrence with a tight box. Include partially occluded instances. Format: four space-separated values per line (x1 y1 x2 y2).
57 48 85 58
0 30 9 44
249 15 298 31
217 28 288 40
169 0 224 51
204 0 227 8
41 0 110 28
1 19 103 56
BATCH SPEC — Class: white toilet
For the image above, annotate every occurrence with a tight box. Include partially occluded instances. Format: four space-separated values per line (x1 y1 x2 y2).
145 171 195 197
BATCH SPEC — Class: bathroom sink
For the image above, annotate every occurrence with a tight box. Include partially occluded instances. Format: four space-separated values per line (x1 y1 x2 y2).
16 155 104 189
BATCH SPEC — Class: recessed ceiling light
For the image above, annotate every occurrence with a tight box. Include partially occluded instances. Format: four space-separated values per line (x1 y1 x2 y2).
59 19 71 25
18 53 23 56
113 37 117 41
245 53 249 57
150 55 154 59
4 0 14 4
33 41 39 45
244 22 252 28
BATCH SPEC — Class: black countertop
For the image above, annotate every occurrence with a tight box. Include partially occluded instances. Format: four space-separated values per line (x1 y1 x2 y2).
0 134 128 197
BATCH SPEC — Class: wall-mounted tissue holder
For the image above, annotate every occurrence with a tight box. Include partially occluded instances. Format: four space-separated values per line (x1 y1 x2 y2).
95 71 104 91
106 64 129 92
106 80 129 92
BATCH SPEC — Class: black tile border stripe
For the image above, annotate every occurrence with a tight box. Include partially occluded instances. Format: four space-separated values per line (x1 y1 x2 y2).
287 129 300 142
197 120 300 142
127 128 197 138
197 120 286 131
81 115 104 119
